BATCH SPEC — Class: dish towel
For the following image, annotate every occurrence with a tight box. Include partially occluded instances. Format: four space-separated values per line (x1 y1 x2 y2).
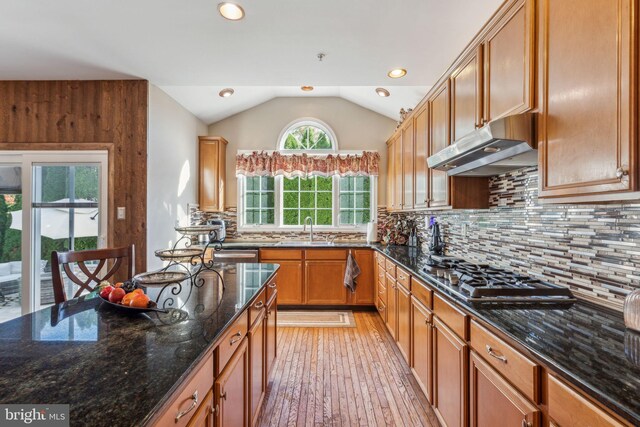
344 251 361 293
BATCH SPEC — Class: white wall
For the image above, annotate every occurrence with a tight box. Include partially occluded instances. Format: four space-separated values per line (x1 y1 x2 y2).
208 97 397 207
147 85 207 270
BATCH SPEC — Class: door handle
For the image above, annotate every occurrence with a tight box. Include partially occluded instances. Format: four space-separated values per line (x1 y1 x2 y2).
486 345 507 363
175 390 198 422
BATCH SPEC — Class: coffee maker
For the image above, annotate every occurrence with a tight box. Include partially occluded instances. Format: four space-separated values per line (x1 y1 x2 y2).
428 217 445 256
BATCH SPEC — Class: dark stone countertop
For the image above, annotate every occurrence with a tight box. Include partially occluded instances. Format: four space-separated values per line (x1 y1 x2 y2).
0 262 278 427
219 240 373 249
376 245 640 425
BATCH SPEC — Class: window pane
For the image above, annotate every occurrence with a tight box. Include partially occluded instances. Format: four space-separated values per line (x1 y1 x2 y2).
300 192 315 208
283 192 299 208
300 177 314 191
355 193 370 208
283 209 298 225
245 210 258 224
339 194 353 209
33 165 99 203
340 177 353 191
316 209 332 225
243 177 275 226
245 177 257 191
262 177 274 191
0 168 22 323
261 209 275 225
339 210 353 224
316 177 332 191
355 210 370 224
261 193 274 207
282 125 334 150
338 176 372 226
245 193 259 208
355 176 370 191
283 177 299 191
317 192 332 208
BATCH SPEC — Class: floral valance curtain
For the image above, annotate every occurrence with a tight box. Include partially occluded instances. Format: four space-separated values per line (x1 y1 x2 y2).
236 151 380 178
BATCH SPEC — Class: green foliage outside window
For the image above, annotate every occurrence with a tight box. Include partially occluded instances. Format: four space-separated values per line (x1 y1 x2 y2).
339 176 371 225
283 177 333 225
283 126 333 150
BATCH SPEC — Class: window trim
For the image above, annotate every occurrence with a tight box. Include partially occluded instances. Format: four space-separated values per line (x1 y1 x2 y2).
237 175 377 233
277 118 338 153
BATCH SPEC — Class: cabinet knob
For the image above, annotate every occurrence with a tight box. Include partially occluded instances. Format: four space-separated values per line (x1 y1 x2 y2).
616 167 629 179
521 419 532 427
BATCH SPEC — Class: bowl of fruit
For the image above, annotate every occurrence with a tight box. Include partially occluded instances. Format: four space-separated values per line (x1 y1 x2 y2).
97 280 165 313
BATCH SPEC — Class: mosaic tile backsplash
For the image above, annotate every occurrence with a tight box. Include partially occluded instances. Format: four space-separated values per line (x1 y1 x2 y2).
395 166 640 311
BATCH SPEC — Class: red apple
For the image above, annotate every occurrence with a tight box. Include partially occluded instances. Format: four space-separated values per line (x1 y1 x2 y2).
99 286 114 299
108 287 126 303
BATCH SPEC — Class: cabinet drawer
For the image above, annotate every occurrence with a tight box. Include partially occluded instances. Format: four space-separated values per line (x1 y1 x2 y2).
249 288 266 327
470 320 539 402
385 259 396 277
377 297 387 322
377 279 387 303
396 267 411 290
260 249 303 260
376 253 385 267
265 276 277 302
434 294 468 340
377 266 386 282
154 352 214 427
547 374 626 427
411 277 432 309
216 310 249 375
305 249 347 260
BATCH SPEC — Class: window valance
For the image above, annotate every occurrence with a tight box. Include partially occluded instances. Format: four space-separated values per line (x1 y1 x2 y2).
235 151 380 178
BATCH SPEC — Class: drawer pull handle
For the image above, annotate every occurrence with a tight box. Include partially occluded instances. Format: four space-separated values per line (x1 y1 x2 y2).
230 332 242 345
425 319 432 325
486 345 507 363
221 391 227 400
268 283 277 288
521 420 532 427
254 301 265 309
175 390 198 422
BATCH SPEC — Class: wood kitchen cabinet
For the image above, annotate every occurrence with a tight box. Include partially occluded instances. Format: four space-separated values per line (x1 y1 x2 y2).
186 389 214 427
396 283 411 363
428 81 451 208
450 47 483 142
413 106 429 209
248 310 266 426
393 134 404 210
469 351 539 427
350 249 375 305
401 120 415 210
387 138 396 211
411 296 433 403
305 259 347 305
215 337 249 427
198 136 227 212
385 272 398 340
265 292 277 375
482 0 534 122
538 0 637 200
433 317 469 427
259 249 303 305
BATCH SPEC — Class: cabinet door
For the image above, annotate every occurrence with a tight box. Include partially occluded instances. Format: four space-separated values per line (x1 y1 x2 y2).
385 273 398 340
539 0 636 198
450 47 483 142
351 249 375 305
265 260 301 305
215 337 248 427
433 318 468 427
305 260 347 305
186 389 214 427
248 311 266 426
469 351 539 427
199 137 226 212
402 121 415 210
428 81 451 208
396 284 411 363
411 297 433 403
414 106 429 209
483 0 534 121
393 134 404 210
265 294 277 375
386 140 395 211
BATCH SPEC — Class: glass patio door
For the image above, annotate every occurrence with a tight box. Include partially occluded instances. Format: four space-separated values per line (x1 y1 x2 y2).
0 151 108 323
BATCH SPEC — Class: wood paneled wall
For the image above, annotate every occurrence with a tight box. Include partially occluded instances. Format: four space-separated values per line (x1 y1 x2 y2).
0 80 148 273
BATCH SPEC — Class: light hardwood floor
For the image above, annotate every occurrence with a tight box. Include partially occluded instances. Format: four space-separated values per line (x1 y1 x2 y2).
257 311 439 427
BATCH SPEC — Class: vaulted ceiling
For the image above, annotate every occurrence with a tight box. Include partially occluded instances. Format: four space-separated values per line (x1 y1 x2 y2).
1 0 503 123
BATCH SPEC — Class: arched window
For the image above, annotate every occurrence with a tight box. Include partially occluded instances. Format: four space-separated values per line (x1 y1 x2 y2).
278 119 338 152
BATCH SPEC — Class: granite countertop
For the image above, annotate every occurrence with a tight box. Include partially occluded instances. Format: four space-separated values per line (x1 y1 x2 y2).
220 239 373 249
0 262 278 427
376 245 640 425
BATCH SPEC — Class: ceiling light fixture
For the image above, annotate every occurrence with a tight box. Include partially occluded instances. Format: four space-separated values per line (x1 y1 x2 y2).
375 88 390 97
218 2 245 20
301 86 314 91
219 88 235 98
387 68 407 78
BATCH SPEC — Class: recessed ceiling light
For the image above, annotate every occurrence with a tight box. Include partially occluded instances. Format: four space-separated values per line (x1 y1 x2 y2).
376 88 390 97
301 86 314 91
218 2 245 20
387 68 407 78
219 88 235 98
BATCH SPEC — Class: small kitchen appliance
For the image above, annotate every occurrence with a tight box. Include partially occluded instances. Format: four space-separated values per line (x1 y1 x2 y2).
207 215 226 242
428 217 445 255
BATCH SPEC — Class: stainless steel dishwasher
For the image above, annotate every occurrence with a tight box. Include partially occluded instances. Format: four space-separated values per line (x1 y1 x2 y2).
211 249 259 263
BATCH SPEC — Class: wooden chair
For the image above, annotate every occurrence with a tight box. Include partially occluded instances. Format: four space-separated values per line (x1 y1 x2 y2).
51 245 134 304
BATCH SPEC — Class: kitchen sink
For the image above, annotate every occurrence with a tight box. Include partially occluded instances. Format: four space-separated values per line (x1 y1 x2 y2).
276 241 334 246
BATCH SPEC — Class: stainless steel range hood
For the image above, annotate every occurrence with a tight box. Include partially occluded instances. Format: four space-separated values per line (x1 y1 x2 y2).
427 113 536 176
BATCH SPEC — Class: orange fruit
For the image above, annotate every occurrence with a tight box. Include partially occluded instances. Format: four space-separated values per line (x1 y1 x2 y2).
130 293 150 308
121 292 137 306
132 289 144 295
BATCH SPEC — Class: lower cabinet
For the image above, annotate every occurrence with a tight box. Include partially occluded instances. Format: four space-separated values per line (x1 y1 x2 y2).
385 273 398 340
305 259 347 304
248 310 266 426
215 337 249 427
396 284 411 363
410 296 433 403
433 317 468 427
350 249 375 304
186 389 214 427
265 293 278 374
469 351 539 427
268 260 302 304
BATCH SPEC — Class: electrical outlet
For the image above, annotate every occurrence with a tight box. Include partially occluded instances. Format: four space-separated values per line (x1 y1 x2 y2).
117 207 126 220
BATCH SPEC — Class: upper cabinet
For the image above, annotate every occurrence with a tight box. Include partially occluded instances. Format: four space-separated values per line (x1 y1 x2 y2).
482 0 535 122
393 134 403 210
198 136 227 212
450 46 484 142
538 0 637 200
413 106 429 209
428 81 452 209
401 120 415 210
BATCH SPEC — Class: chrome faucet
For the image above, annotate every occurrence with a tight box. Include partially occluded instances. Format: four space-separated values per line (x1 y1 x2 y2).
303 216 314 243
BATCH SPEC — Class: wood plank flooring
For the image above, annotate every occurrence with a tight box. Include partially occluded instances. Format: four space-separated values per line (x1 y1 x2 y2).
257 311 440 427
